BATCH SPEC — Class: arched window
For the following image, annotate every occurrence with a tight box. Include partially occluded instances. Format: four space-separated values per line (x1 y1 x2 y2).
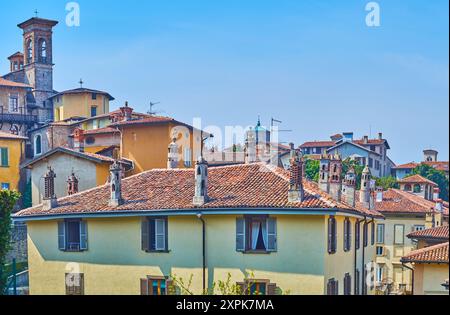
27 39 33 63
34 135 42 156
39 39 47 63
413 184 421 193
404 184 412 191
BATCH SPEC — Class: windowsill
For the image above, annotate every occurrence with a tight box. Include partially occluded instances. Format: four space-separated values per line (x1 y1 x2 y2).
242 250 272 255
62 249 86 253
0 166 10 168
145 250 171 254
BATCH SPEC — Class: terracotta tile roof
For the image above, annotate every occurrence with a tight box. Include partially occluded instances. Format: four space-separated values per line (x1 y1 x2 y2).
354 139 387 146
368 189 449 215
7 52 23 59
407 226 449 242
401 242 449 264
300 141 336 148
424 161 449 173
49 88 114 101
0 77 32 88
393 162 419 170
75 127 119 136
110 116 176 127
398 174 438 186
0 131 28 140
14 163 383 219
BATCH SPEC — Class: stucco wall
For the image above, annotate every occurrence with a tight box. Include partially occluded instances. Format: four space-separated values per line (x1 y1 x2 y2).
26 214 340 295
414 264 449 295
0 138 25 190
30 153 100 205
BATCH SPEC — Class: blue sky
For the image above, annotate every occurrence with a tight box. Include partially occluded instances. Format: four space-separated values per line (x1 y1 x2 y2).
0 0 448 163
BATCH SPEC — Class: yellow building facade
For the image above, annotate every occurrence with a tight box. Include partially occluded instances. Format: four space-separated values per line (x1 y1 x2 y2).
0 132 26 191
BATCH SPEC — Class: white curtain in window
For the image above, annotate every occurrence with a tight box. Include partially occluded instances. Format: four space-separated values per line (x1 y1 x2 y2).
262 221 268 250
251 222 260 250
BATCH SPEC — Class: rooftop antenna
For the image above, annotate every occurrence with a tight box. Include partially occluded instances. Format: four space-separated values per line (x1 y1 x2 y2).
78 79 84 88
270 117 292 144
148 101 162 115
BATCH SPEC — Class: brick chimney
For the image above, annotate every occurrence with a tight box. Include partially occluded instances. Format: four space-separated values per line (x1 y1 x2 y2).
193 157 208 206
109 160 123 207
319 153 330 194
341 166 356 207
288 147 304 203
73 128 85 152
67 171 79 195
328 153 342 202
120 101 133 121
167 137 179 169
360 165 372 209
43 166 57 210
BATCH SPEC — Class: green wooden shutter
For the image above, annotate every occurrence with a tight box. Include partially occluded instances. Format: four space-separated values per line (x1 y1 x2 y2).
0 148 8 166
80 221 88 250
267 218 277 252
155 219 166 251
140 278 148 295
236 218 245 252
58 221 66 251
141 219 149 251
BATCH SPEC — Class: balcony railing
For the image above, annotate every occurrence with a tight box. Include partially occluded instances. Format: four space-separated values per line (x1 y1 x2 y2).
0 106 37 125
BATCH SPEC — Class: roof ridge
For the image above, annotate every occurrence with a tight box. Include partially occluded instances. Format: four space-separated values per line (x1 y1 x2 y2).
390 189 435 210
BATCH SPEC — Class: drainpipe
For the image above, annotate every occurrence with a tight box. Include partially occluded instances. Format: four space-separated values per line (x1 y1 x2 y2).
362 218 374 295
197 213 206 293
402 263 414 295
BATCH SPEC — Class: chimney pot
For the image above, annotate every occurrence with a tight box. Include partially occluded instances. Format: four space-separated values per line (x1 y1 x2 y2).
67 171 79 195
363 136 369 144
120 102 134 121
288 150 304 203
73 128 85 153
376 187 384 202
378 133 383 140
109 160 123 207
43 166 58 210
193 157 209 206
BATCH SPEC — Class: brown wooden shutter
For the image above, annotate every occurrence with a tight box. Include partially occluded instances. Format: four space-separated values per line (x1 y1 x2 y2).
140 278 148 295
343 219 348 251
267 283 277 296
141 219 149 251
77 274 84 295
328 218 333 253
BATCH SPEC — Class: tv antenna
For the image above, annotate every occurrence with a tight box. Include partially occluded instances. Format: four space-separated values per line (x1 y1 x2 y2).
270 117 292 145
148 101 163 115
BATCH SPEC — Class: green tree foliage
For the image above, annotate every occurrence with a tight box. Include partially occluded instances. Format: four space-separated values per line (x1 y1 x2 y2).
0 190 21 294
407 164 449 201
304 159 320 182
374 176 399 190
342 159 365 190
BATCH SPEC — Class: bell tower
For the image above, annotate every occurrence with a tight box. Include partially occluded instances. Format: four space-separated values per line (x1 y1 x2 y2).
18 17 58 121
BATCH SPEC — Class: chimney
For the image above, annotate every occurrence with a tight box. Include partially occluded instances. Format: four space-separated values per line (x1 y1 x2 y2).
167 137 179 169
376 187 384 202
341 166 356 207
109 160 123 207
120 101 133 121
378 133 383 140
43 166 57 210
67 171 79 195
363 136 369 144
360 165 372 209
435 198 443 213
193 157 208 206
328 153 342 202
319 153 330 194
433 187 440 201
73 128 85 152
245 129 257 164
288 148 304 203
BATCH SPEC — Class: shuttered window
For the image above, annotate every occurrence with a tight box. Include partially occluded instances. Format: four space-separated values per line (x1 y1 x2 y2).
58 220 87 252
142 217 168 252
236 216 277 253
238 280 277 296
327 279 338 295
344 273 352 295
328 216 337 254
355 269 360 295
377 224 385 244
0 148 8 167
363 222 368 248
355 221 360 250
343 218 351 252
394 224 404 245
140 277 173 295
65 273 84 295
371 222 375 245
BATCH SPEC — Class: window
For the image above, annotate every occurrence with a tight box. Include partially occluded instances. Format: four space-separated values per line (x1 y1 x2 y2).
394 225 405 245
413 184 421 193
1 183 10 190
370 145 376 152
92 93 97 100
368 158 373 168
236 216 277 253
344 273 352 295
13 61 18 71
26 39 33 63
140 277 172 295
343 218 351 252
376 266 384 283
413 225 425 232
328 216 337 254
363 222 368 247
90 106 97 117
404 184 412 191
371 221 375 245
0 148 9 167
9 95 19 112
327 279 339 295
355 269 360 295
58 220 88 252
377 224 385 244
142 217 168 252
237 280 277 296
34 135 42 156
39 39 47 63
355 221 360 250
376 246 385 256
375 160 380 171
65 273 84 295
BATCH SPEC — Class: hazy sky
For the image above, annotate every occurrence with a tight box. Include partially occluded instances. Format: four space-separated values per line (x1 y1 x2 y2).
0 0 448 163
